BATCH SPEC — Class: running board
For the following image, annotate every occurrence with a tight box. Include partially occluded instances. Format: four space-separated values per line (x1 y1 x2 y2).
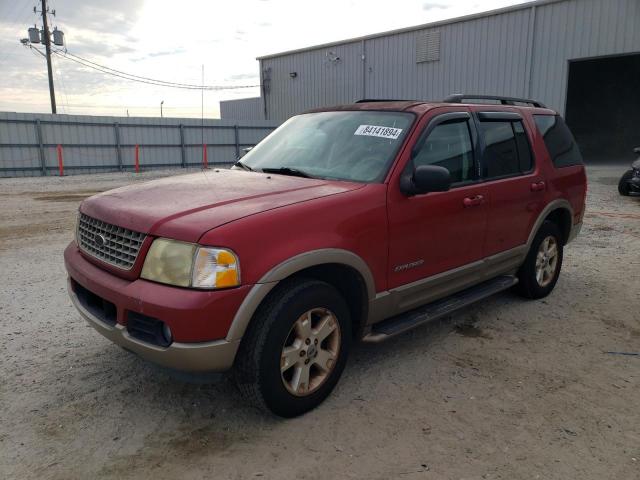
362 275 518 343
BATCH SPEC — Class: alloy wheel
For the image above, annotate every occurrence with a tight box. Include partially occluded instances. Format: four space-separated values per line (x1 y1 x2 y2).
280 308 341 397
535 235 559 287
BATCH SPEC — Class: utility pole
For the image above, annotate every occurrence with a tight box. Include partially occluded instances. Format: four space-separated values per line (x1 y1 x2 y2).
41 0 56 113
21 5 64 114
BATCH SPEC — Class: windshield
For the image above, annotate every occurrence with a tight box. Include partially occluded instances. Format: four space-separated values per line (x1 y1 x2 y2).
240 111 414 182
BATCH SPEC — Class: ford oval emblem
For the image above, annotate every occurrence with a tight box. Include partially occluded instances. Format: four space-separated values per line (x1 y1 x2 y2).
94 233 106 247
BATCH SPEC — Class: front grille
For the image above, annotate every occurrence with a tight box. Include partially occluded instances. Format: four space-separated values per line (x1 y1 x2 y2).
77 213 146 270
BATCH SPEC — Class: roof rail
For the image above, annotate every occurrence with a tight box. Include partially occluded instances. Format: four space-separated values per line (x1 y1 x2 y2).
355 99 413 103
443 94 546 108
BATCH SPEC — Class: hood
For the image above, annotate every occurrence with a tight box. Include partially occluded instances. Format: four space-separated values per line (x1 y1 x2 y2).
80 169 364 242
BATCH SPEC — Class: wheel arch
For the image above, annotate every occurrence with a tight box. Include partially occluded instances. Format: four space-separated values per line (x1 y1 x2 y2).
226 249 376 343
526 200 574 249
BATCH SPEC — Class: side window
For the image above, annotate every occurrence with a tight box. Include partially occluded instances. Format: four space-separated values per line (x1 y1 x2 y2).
412 120 474 183
479 120 533 179
479 121 519 178
513 121 533 172
533 114 583 167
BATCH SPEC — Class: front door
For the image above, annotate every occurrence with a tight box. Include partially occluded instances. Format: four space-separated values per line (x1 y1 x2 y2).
386 108 488 311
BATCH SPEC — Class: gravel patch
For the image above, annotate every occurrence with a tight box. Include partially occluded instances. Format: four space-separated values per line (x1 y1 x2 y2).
1 165 638 479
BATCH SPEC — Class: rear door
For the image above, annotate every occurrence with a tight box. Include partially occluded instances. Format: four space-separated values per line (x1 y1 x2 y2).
472 109 546 256
386 108 489 304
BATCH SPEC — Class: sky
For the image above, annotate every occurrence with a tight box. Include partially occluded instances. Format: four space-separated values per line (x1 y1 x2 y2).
0 0 530 118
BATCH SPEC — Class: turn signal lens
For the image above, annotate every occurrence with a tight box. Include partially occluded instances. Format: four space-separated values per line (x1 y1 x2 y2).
192 247 240 289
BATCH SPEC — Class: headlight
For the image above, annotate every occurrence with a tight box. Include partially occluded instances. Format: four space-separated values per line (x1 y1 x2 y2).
141 238 240 289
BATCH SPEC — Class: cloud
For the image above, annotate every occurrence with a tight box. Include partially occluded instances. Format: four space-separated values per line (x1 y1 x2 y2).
69 34 137 57
52 0 145 35
147 47 187 58
225 73 259 82
422 1 449 9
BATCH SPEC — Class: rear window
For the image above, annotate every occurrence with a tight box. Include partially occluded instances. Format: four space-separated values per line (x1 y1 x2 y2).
480 121 519 178
479 120 533 179
533 115 583 167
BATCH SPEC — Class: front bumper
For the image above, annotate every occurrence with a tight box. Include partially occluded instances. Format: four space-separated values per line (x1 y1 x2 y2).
68 280 240 371
65 242 251 372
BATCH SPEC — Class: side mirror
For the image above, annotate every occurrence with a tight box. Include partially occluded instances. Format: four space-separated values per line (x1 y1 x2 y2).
400 165 451 196
633 146 640 155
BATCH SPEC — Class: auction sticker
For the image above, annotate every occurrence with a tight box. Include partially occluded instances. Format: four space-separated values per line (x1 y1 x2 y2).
354 125 403 139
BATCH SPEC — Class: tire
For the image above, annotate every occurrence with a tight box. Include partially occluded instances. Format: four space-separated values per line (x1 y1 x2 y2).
515 221 564 299
618 170 633 196
233 278 351 418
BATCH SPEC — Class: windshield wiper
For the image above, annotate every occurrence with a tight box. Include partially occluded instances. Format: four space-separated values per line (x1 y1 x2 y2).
233 160 254 171
261 167 315 178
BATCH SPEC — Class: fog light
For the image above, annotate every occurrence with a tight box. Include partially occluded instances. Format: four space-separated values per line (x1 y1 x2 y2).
161 323 173 345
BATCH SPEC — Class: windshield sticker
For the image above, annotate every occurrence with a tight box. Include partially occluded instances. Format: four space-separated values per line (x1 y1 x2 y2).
354 125 403 139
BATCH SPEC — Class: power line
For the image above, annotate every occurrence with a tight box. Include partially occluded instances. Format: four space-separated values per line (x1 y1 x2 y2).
50 49 260 91
60 50 215 88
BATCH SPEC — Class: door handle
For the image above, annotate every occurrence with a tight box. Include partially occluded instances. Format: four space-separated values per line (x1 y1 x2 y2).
530 181 546 192
463 195 484 207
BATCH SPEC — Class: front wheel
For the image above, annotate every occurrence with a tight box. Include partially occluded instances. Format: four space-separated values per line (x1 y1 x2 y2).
515 221 564 299
618 170 633 196
234 279 351 417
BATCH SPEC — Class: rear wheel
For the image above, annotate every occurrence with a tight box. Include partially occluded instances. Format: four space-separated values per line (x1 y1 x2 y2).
233 278 351 417
516 221 563 299
618 170 633 196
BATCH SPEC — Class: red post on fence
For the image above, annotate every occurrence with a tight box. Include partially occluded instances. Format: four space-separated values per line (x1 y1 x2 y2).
202 143 208 169
135 144 140 173
56 144 64 176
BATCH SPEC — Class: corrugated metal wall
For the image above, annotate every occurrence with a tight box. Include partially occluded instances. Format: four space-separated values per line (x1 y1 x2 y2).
364 7 532 101
529 0 640 110
0 112 278 177
220 97 264 121
260 0 640 121
262 42 364 120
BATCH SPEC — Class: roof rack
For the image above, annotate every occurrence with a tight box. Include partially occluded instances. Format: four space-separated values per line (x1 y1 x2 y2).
355 99 413 103
443 94 546 108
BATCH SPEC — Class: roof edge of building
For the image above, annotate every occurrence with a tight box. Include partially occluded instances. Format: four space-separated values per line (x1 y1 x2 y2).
256 0 563 61
220 97 261 104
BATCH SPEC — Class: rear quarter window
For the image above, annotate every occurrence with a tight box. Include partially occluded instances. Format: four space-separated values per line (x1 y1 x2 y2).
533 115 583 168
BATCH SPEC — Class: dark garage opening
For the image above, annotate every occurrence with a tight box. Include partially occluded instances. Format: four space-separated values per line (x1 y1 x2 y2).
565 53 640 164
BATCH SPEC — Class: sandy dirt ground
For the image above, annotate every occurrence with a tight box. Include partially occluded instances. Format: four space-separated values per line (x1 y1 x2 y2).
0 166 638 480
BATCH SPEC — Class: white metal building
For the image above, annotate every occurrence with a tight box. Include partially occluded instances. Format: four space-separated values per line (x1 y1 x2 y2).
219 97 263 122
222 0 640 162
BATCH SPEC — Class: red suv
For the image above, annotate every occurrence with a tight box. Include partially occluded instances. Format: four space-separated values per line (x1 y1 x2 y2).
65 95 586 417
